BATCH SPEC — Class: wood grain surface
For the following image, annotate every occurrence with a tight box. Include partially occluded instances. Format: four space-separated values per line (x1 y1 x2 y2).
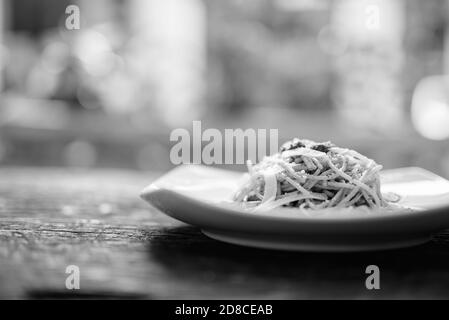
1 167 449 299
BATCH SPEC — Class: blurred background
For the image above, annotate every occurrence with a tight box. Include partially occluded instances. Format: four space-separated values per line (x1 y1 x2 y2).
0 0 448 176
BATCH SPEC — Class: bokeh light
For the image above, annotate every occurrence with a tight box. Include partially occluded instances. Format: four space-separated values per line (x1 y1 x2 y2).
74 30 117 77
41 41 70 74
25 64 59 98
412 75 449 141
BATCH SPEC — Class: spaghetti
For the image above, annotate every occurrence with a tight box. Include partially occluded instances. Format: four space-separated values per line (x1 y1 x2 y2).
233 138 397 211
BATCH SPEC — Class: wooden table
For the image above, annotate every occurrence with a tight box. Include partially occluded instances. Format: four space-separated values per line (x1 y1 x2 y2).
1 167 449 299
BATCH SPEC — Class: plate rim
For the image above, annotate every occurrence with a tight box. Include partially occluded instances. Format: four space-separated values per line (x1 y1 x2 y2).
140 165 449 233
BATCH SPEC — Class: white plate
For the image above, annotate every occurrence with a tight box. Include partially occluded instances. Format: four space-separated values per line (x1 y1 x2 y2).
141 165 449 252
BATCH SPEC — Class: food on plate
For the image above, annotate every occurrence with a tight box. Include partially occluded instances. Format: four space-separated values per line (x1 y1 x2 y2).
233 138 400 211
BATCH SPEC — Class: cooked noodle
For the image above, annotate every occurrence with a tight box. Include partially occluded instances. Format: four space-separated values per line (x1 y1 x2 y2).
233 138 398 212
